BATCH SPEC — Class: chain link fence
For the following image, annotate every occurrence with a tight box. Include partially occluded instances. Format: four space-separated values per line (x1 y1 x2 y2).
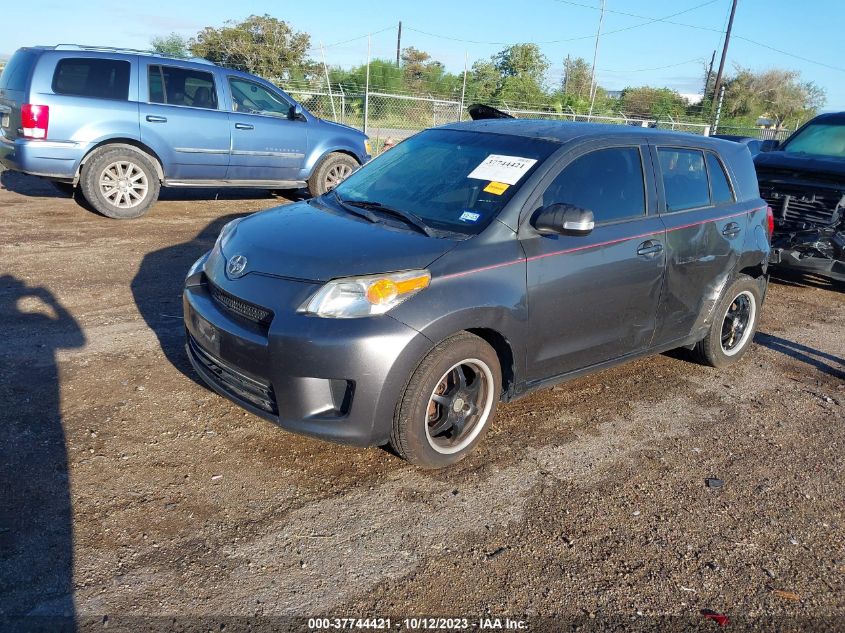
281 85 791 155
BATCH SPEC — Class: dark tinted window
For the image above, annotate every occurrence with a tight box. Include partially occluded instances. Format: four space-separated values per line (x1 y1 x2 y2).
541 147 645 223
0 49 37 91
706 153 734 205
52 58 130 100
658 148 710 212
149 65 217 109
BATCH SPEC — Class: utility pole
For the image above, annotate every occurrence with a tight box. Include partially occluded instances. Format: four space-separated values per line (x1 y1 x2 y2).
396 21 402 67
704 49 715 100
459 51 468 121
587 0 606 121
563 54 570 94
712 0 738 113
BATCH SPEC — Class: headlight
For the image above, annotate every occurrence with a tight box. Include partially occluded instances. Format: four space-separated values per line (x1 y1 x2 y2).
301 269 431 318
212 218 242 255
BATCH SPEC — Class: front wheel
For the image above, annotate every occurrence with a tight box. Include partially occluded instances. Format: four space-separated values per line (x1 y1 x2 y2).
307 152 359 197
692 274 762 368
390 332 501 469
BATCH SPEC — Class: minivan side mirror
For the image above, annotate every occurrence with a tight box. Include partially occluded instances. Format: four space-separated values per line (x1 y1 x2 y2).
289 104 305 121
533 203 595 236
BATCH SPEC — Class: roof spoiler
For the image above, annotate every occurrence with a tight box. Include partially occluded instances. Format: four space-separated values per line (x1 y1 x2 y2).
467 104 515 121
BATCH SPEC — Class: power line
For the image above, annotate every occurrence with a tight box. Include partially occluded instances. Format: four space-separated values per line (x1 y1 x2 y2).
598 57 705 73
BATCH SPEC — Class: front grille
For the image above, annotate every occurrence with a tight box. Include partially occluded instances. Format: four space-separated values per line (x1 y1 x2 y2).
759 179 844 228
187 334 278 415
208 281 273 326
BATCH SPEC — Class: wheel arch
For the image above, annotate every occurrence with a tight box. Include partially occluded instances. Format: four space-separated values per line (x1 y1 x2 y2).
75 139 165 183
465 327 516 401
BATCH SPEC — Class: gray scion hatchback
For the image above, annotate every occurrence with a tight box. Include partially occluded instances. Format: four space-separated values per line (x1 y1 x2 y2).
183 119 772 469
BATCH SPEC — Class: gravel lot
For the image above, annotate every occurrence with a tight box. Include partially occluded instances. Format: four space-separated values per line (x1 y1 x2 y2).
0 170 843 632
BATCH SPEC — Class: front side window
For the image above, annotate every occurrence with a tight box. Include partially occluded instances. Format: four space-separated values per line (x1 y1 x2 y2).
229 78 290 117
658 148 710 212
52 58 130 100
148 65 217 109
540 147 645 223
782 121 845 158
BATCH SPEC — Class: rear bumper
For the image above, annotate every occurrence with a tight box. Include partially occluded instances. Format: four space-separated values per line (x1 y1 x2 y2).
182 262 433 447
0 136 83 179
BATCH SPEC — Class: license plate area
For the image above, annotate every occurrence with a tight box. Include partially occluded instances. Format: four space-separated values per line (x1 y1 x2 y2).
0 105 10 129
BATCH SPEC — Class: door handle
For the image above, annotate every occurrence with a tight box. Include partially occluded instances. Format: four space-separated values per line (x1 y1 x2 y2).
235 123 254 130
721 222 741 238
145 115 167 123
636 240 664 257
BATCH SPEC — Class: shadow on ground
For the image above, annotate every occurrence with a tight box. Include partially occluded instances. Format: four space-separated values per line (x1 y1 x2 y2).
0 275 85 632
755 331 845 380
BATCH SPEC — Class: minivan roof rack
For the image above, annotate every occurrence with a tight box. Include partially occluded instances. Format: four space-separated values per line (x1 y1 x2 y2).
50 44 214 65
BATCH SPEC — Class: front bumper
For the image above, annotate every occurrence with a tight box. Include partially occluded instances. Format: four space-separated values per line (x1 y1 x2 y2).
770 229 845 283
770 247 845 282
183 255 433 447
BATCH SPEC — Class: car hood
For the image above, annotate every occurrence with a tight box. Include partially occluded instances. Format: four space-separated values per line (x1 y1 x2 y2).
755 150 845 181
220 200 459 282
315 117 366 137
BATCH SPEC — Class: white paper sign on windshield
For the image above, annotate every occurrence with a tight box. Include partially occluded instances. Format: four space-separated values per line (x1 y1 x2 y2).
467 154 538 185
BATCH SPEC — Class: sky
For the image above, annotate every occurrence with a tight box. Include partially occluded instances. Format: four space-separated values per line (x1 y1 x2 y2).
4 0 845 110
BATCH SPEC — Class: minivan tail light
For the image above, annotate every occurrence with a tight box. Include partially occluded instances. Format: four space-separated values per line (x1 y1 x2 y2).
766 205 774 237
21 104 49 139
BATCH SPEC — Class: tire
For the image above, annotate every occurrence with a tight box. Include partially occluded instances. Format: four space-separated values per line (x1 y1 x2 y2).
692 274 762 368
79 147 160 219
307 152 359 197
390 332 502 469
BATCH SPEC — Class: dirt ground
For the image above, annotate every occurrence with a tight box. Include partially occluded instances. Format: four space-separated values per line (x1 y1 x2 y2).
0 170 843 632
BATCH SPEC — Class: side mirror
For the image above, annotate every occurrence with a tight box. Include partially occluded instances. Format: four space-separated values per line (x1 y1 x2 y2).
760 139 779 152
533 203 595 236
289 104 305 121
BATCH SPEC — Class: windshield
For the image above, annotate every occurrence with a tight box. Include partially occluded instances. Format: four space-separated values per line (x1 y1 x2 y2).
783 122 845 158
332 128 559 235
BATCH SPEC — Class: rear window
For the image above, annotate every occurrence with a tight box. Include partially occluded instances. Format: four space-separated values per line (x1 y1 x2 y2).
0 49 38 91
706 153 734 205
658 148 711 212
52 58 130 100
149 65 217 110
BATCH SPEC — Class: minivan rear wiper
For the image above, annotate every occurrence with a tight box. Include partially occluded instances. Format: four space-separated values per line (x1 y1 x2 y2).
343 199 435 237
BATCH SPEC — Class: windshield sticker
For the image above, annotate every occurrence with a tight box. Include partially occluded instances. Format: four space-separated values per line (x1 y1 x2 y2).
468 154 538 185
459 210 481 223
483 181 509 195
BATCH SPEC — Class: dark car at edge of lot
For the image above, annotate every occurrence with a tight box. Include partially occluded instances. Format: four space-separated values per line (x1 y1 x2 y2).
754 111 845 283
182 120 772 468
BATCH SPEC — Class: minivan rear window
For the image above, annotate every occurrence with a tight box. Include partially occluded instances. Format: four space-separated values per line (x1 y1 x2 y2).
0 49 38 91
52 58 130 100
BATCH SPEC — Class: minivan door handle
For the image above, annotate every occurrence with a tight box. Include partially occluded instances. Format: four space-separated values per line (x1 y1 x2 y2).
636 240 664 257
145 115 167 123
721 222 741 238
234 123 254 130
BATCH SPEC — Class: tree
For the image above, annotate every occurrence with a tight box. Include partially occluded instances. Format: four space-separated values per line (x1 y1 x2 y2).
620 86 687 119
189 15 312 81
468 60 501 102
723 65 826 127
150 33 189 58
401 47 431 86
493 44 549 84
562 56 592 99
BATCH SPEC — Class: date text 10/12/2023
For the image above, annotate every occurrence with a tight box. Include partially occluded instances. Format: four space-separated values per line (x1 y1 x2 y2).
308 617 528 630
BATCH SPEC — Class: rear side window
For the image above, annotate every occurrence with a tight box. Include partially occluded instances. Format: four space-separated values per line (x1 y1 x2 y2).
52 58 130 100
706 153 734 205
149 65 217 110
541 147 645 223
658 148 710 212
0 49 38 91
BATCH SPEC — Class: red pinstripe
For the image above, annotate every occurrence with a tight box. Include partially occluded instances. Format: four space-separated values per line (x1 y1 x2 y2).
437 207 763 282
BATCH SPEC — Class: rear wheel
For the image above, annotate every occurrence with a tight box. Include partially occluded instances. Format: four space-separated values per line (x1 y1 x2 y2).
80 147 160 219
307 152 358 197
390 332 501 469
692 274 761 368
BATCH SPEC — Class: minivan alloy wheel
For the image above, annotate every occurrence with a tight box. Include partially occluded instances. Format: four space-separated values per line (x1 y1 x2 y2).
720 290 756 356
99 160 148 208
425 358 496 455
